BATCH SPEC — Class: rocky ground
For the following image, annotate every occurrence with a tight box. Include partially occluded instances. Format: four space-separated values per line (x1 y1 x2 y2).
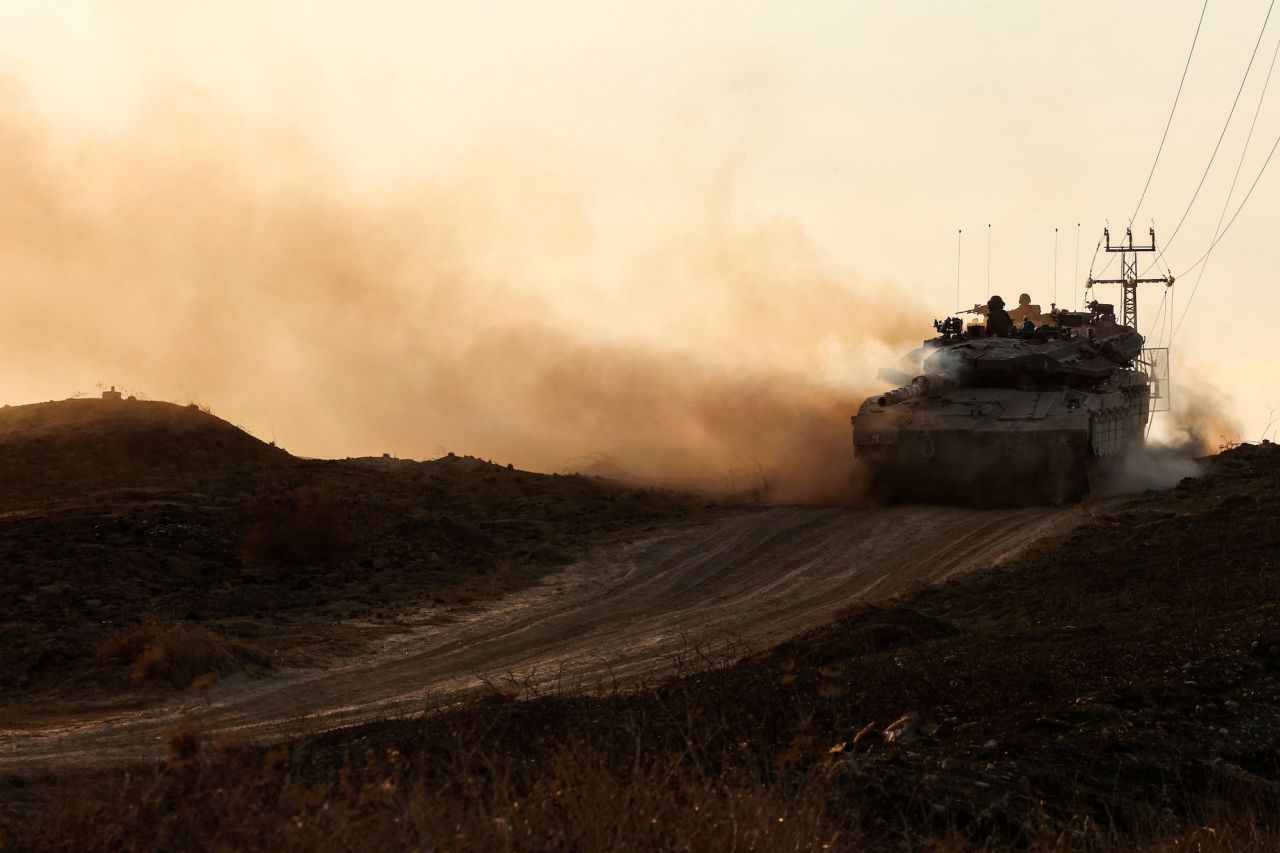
0 399 707 699
6 443 1278 850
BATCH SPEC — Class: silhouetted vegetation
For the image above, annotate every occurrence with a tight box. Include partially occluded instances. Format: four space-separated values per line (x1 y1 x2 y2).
96 621 272 688
240 486 351 566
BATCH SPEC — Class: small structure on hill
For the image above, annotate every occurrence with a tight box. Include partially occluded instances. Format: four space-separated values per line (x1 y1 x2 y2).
101 386 123 401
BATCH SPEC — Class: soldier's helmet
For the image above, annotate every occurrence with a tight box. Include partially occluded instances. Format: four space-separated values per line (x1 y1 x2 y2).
988 294 1005 309
1018 293 1031 305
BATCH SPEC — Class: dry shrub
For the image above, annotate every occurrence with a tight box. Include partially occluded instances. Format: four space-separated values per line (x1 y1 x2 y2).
17 724 1280 853
96 620 271 688
164 719 203 772
19 743 838 852
241 486 351 566
389 747 838 852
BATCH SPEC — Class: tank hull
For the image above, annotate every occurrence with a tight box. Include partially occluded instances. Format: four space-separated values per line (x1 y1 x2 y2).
857 430 1091 506
853 381 1150 506
854 308 1154 506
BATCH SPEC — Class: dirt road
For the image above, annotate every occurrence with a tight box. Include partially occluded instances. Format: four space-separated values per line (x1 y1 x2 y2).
1 503 1085 773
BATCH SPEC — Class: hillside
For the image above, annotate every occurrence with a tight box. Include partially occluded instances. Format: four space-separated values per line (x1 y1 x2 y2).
0 398 707 698
0 399 293 507
8 443 1278 850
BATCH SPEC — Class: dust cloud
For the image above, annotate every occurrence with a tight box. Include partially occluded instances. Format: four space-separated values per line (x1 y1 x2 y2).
1104 376 1242 495
0 92 924 504
1102 447 1203 496
1161 377 1243 457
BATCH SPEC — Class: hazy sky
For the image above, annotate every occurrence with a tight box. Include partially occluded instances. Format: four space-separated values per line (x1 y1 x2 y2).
0 1 1273 462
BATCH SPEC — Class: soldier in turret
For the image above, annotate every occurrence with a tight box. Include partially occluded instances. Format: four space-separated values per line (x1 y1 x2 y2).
1009 293 1047 328
986 294 1013 335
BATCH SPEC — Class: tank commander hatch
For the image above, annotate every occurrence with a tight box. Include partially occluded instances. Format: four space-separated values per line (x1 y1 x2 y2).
985 294 1014 335
1009 293 1047 328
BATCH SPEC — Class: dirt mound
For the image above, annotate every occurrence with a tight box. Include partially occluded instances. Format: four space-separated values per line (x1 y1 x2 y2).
0 399 291 506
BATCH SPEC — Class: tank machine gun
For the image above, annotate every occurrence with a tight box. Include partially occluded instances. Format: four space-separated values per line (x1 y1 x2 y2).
933 317 966 340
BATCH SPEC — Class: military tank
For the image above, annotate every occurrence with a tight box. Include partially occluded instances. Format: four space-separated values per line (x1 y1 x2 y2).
852 300 1152 505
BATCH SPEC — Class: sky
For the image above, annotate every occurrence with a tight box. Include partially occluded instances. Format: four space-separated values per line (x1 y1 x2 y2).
0 1 1272 476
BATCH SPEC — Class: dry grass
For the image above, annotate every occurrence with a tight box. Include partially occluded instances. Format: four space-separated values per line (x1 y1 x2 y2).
240 486 352 566
96 620 272 688
11 697 1278 853
18 754 836 852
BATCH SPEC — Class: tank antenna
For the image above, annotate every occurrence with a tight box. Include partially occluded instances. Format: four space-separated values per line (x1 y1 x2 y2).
1053 227 1059 306
986 224 992 299
955 228 962 311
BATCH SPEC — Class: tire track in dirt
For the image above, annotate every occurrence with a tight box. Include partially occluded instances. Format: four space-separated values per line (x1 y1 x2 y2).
0 503 1086 773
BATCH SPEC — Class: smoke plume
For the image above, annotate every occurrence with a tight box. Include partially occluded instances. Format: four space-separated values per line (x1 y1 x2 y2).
0 91 924 504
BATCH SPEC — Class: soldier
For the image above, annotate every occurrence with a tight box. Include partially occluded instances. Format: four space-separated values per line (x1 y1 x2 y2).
986 294 1013 335
1009 293 1046 328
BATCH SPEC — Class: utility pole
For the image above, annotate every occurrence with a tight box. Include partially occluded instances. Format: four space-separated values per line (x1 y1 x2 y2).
1087 226 1173 329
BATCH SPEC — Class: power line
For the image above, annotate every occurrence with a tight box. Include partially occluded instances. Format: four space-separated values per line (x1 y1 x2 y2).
1171 23 1280 344
1171 125 1280 284
1158 288 1171 347
1094 246 1119 280
1130 0 1211 227
1146 289 1169 343
1084 234 1105 307
1145 0 1276 274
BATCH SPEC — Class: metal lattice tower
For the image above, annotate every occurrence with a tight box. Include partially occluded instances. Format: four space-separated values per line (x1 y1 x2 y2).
1087 226 1173 329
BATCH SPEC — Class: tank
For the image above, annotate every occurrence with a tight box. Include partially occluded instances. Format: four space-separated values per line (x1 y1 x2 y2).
852 302 1152 505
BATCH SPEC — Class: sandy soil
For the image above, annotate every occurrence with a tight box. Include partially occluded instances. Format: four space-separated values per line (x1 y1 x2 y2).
0 502 1084 774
